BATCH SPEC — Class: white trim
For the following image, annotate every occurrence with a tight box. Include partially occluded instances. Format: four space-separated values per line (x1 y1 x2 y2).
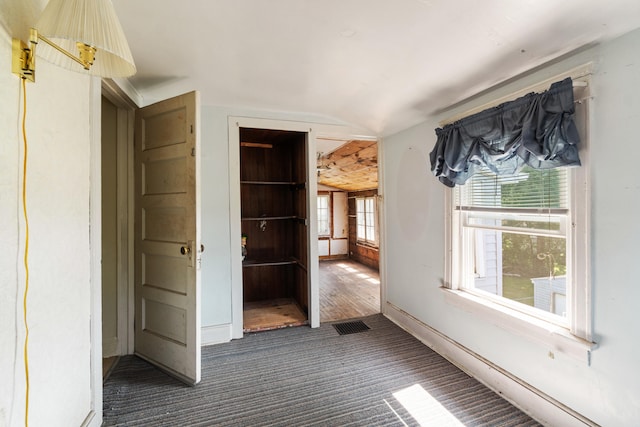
377 138 388 316
201 324 232 346
125 107 136 354
569 81 592 341
116 103 134 355
194 92 203 379
228 117 323 337
228 119 243 339
103 78 143 108
307 129 320 328
80 410 97 427
384 302 597 427
228 117 378 336
88 76 103 427
102 336 119 356
441 288 596 363
101 80 137 355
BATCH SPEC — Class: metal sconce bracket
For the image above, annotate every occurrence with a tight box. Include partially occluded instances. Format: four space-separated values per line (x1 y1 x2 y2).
12 36 36 82
12 28 97 83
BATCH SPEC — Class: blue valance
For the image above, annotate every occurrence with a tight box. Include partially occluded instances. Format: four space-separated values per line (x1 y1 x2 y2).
429 77 581 187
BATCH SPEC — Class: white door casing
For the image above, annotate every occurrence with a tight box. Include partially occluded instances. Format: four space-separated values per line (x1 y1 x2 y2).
134 91 201 385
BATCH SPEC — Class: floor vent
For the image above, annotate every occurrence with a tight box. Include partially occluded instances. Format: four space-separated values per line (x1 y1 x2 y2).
333 320 370 335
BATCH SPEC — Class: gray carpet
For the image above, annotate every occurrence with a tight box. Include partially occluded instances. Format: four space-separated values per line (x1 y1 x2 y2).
103 314 541 426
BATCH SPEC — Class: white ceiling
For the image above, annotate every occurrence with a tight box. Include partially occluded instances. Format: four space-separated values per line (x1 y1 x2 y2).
113 0 640 136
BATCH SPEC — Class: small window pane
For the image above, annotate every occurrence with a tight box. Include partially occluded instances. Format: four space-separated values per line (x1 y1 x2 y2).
471 228 567 317
317 195 330 236
356 197 377 245
458 167 568 210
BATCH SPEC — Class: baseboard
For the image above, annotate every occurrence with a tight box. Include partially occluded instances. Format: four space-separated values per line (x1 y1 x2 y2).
201 323 232 346
80 410 97 427
384 302 596 427
102 336 119 357
319 255 348 260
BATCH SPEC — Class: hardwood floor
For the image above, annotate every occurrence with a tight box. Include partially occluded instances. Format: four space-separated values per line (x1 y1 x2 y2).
243 298 308 332
320 259 380 322
242 259 380 331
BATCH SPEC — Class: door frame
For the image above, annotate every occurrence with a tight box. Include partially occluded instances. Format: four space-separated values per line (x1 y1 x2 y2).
228 117 378 338
89 79 139 425
228 117 319 338
101 81 137 356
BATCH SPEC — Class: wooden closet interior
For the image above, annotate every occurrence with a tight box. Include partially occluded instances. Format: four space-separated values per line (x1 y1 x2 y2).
239 127 309 331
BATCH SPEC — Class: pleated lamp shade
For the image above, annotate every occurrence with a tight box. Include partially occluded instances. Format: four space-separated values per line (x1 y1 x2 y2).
36 0 136 77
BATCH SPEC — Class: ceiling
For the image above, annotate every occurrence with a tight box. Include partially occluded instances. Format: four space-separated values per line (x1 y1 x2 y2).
113 0 640 137
317 139 377 191
238 128 377 191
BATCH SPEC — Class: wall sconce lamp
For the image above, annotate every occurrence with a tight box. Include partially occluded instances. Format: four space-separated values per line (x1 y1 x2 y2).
12 0 136 82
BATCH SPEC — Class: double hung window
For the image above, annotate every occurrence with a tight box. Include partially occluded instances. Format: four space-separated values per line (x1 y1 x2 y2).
317 194 330 237
452 166 571 324
438 73 593 353
356 196 377 246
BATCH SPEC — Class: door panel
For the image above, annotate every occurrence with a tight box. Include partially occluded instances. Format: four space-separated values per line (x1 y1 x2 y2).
134 91 201 385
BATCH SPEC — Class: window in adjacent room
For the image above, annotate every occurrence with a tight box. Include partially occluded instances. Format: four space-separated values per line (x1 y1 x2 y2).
356 196 377 246
317 194 330 237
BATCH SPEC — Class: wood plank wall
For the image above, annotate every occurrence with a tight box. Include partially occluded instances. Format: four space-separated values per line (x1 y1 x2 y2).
347 189 379 271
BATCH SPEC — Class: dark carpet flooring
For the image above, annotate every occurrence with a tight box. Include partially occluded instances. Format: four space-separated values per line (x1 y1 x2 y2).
103 314 541 426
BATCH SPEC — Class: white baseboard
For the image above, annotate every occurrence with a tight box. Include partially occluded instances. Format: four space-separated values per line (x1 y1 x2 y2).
102 336 119 357
384 302 596 427
80 410 97 427
201 323 232 346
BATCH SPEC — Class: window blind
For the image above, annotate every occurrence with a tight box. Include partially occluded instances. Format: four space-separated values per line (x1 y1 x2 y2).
456 166 568 210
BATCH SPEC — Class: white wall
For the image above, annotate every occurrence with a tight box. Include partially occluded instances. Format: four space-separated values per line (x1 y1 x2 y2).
382 28 640 426
0 20 96 427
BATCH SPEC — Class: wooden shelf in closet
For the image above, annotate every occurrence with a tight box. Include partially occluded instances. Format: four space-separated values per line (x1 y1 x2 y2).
241 180 302 186
241 215 296 221
242 257 300 268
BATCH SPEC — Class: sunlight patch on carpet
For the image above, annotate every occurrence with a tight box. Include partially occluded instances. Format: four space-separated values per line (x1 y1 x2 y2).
393 384 465 426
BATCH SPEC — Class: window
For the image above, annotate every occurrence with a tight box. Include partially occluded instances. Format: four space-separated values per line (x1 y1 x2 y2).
453 166 570 324
317 194 330 236
356 196 377 246
444 75 592 355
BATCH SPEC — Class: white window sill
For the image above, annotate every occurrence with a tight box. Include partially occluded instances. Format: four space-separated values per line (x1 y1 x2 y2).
441 287 597 365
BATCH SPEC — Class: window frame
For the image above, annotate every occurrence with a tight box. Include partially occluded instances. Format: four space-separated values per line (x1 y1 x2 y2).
317 193 331 238
441 71 595 363
454 169 572 328
356 195 378 247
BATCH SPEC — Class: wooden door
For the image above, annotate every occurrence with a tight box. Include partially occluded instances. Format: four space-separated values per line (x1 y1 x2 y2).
134 91 201 385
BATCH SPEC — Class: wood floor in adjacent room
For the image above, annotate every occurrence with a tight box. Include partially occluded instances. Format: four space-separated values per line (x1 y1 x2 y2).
319 259 380 322
243 259 381 331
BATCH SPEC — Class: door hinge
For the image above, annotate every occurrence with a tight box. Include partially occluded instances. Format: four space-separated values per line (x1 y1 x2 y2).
191 148 196 157
190 124 193 134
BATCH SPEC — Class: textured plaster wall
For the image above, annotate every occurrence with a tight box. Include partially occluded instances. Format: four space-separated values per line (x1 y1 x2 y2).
0 21 94 427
